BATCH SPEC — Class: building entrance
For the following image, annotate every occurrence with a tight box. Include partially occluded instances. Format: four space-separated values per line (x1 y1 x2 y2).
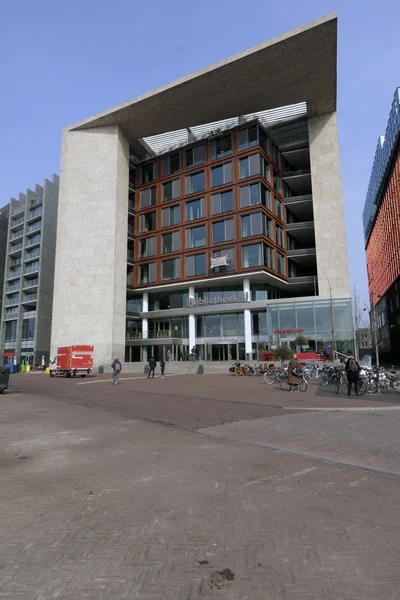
208 344 237 361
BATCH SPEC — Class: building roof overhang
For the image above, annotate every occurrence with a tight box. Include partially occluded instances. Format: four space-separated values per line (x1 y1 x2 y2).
68 13 338 156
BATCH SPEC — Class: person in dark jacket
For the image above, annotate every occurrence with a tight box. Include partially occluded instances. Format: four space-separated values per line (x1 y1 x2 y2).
111 358 122 385
160 360 165 378
345 355 361 396
288 357 302 392
148 357 156 379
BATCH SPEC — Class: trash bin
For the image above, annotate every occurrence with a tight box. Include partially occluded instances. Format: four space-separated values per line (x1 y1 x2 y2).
197 365 204 375
26 365 31 373
98 365 104 374
0 367 10 394
20 365 26 373
144 366 150 374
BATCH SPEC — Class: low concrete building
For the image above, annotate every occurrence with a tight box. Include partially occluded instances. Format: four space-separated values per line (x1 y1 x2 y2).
0 175 59 366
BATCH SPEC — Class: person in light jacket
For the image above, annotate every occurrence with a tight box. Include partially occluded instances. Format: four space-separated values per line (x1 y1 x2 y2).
288 357 302 392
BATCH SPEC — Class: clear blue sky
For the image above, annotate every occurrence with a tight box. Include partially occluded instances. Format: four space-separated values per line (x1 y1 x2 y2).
1 0 399 307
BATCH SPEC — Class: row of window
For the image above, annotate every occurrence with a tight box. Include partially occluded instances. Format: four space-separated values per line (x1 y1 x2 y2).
139 126 282 184
139 213 285 258
139 184 284 224
138 242 286 284
139 157 282 207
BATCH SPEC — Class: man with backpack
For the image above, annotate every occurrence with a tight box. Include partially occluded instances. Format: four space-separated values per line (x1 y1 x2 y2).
111 358 122 385
345 355 361 396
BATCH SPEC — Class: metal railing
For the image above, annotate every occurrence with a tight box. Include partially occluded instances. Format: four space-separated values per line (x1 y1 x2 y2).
28 207 43 219
23 278 39 288
25 248 40 261
283 168 311 177
11 216 24 228
128 200 135 212
9 242 23 253
24 263 39 274
23 294 38 302
5 296 19 306
10 230 24 240
8 268 21 278
7 283 20 292
5 309 18 319
26 234 41 246
27 222 42 234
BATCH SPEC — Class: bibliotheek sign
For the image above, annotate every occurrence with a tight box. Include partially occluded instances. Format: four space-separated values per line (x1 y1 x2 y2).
188 292 249 308
274 328 304 334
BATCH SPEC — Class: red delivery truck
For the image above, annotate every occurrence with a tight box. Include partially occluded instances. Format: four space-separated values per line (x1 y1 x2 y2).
50 345 94 378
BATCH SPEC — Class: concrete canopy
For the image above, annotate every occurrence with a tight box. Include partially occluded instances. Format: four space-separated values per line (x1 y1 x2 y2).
70 13 338 153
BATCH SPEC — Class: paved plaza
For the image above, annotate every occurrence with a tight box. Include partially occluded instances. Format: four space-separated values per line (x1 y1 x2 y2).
0 372 399 599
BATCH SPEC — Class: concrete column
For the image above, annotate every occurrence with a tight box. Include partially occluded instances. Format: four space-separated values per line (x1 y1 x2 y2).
129 346 132 362
51 125 129 367
142 318 148 340
308 113 350 296
188 286 196 350
243 278 252 357
142 292 149 340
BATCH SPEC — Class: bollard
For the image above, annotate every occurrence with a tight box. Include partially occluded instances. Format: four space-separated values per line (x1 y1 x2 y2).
197 365 204 375
98 365 104 374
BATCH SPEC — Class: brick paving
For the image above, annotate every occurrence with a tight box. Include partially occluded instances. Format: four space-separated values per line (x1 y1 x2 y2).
0 384 400 598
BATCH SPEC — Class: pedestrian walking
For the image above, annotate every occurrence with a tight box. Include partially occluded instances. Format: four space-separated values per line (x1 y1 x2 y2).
345 355 361 396
167 349 172 362
148 356 156 378
111 358 122 385
160 360 165 378
288 357 301 392
325 345 332 361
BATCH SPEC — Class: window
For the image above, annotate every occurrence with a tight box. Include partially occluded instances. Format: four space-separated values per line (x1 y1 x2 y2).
162 154 180 176
141 162 157 184
211 162 232 187
262 158 271 183
139 263 156 284
139 211 156 233
276 225 284 248
205 314 221 337
239 154 261 179
162 257 180 280
5 320 17 342
162 178 180 202
275 198 283 220
140 187 156 208
186 145 205 168
242 243 274 269
211 247 235 271
186 253 207 277
139 236 156 258
238 125 258 150
162 231 180 254
210 134 232 160
185 171 205 195
277 252 286 275
186 225 206 249
186 198 205 222
272 144 281 168
211 190 233 215
162 205 180 227
241 213 272 239
258 128 270 155
22 317 36 339
273 169 282 194
240 183 271 210
212 218 234 244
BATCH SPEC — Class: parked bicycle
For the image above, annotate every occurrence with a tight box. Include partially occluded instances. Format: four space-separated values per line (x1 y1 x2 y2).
263 363 288 385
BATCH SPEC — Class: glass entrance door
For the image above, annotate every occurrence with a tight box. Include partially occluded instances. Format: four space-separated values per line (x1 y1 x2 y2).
210 344 232 361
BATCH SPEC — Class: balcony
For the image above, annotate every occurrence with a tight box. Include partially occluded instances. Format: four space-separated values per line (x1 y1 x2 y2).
22 278 39 290
10 216 24 230
9 242 23 256
27 206 43 221
25 248 41 262
286 221 315 247
10 230 24 241
22 293 38 304
11 205 24 217
286 247 316 258
283 168 312 196
26 234 41 248
24 263 39 276
7 268 21 280
284 194 313 221
127 249 135 263
26 221 42 234
128 200 135 213
126 331 180 340
5 297 19 307
4 309 18 320
128 224 135 238
7 283 20 293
